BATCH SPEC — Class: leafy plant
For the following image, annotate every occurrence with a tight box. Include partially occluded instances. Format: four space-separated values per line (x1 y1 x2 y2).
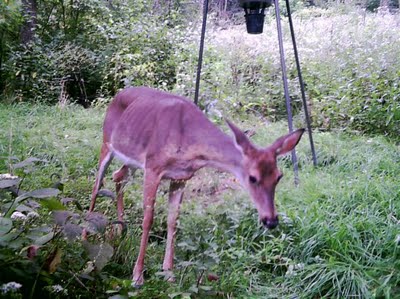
0 157 117 298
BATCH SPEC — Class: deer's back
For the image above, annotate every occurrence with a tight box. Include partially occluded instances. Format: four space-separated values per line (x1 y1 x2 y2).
104 87 230 173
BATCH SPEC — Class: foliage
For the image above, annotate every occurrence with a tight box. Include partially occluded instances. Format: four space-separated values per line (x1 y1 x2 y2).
1 1 400 139
0 0 187 104
298 12 400 138
0 0 23 94
0 157 119 298
93 1 184 96
1 103 399 298
178 10 400 140
6 40 102 105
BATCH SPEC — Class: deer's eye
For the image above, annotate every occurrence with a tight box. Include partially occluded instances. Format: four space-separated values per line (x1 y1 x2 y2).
249 175 258 184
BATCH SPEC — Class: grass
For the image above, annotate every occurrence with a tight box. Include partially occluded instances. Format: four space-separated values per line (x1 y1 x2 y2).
0 102 399 298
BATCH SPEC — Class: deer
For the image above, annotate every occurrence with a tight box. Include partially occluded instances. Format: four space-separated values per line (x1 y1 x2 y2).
88 86 305 286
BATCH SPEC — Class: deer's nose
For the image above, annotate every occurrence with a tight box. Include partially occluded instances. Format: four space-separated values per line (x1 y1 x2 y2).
262 217 279 229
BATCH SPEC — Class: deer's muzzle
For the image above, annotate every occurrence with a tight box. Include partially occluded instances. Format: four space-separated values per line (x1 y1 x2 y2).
262 216 279 229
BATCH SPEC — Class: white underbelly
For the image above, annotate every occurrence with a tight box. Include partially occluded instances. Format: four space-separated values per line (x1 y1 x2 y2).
108 143 145 169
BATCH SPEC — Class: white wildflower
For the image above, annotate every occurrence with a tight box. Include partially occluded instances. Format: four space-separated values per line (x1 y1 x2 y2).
52 285 64 293
45 284 68 295
1 282 22 294
11 211 27 220
0 173 19 180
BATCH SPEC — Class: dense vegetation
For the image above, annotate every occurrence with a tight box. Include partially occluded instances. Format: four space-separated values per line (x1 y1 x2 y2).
1 104 399 298
1 0 400 137
1 0 400 298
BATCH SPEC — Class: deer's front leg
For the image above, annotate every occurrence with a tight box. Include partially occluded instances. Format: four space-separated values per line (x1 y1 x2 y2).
162 180 185 282
132 170 160 286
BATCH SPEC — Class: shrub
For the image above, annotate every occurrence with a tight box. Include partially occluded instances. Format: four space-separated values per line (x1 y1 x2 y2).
0 159 116 298
6 40 101 105
1 0 187 104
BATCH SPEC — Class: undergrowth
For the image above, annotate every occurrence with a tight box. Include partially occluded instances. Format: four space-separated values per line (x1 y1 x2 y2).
175 10 400 140
0 103 399 298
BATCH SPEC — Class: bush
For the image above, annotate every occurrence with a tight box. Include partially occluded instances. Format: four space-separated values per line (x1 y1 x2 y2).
6 40 101 105
1 0 187 105
0 163 115 298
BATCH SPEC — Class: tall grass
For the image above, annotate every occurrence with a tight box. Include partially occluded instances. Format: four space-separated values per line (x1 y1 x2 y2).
176 10 400 138
1 103 399 298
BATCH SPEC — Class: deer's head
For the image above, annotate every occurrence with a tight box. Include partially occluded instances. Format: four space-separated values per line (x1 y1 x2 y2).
227 121 304 229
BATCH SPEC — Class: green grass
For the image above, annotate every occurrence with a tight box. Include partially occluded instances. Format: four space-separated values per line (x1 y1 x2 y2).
0 103 399 298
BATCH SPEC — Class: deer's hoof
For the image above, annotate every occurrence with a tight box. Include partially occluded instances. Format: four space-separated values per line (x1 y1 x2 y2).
132 275 144 288
166 275 176 283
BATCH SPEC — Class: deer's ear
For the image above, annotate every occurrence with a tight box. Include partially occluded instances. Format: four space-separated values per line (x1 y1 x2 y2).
273 129 305 156
226 120 253 155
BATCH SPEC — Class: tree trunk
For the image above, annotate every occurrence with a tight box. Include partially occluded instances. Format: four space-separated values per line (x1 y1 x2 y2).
20 0 37 45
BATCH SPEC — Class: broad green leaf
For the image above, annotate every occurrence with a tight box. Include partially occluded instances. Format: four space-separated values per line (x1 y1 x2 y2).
0 217 13 236
0 232 20 247
19 188 60 200
12 157 44 169
16 204 34 213
53 210 74 225
199 285 213 291
85 212 108 233
84 241 114 271
0 178 20 189
5 189 62 217
188 286 198 294
35 232 55 245
105 290 119 294
40 198 66 211
63 223 82 241
8 238 26 250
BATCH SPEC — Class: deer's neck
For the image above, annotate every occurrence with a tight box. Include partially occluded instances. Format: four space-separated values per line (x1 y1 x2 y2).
202 131 244 182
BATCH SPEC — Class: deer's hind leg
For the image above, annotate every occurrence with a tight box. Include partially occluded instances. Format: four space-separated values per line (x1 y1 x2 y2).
84 143 113 240
132 169 161 286
162 180 185 282
112 165 132 223
90 143 114 213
